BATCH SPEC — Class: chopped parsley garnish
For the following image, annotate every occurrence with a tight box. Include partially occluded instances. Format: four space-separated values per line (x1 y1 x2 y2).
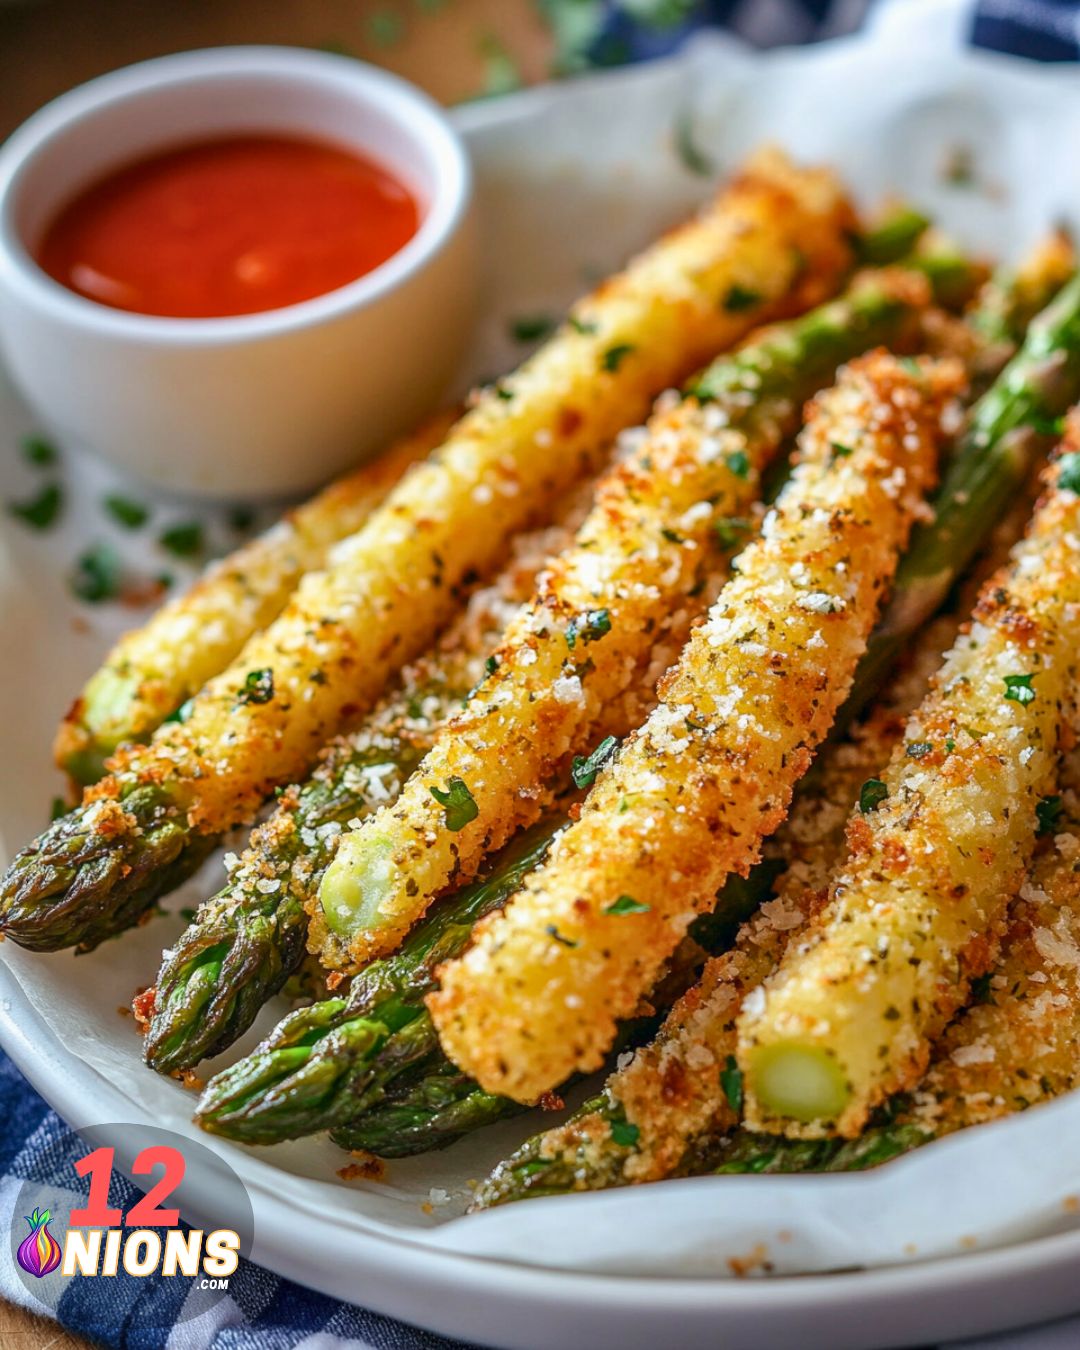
568 315 598 336
899 356 923 379
494 382 515 401
1036 795 1064 837
164 698 196 725
720 1055 744 1113
71 542 121 603
485 654 499 677
722 283 761 313
477 32 522 97
22 434 57 467
430 776 479 830
572 734 618 789
714 516 750 551
510 314 557 344
905 741 933 759
830 441 854 460
602 343 635 373
859 778 889 813
9 482 62 529
566 607 611 649
1003 673 1035 706
726 449 750 479
673 112 714 177
237 668 274 706
366 10 403 47
605 894 650 915
104 494 149 529
545 923 577 948
609 1118 640 1148
943 144 975 187
50 796 67 821
159 520 204 558
1029 414 1066 438
945 737 956 753
1058 452 1080 496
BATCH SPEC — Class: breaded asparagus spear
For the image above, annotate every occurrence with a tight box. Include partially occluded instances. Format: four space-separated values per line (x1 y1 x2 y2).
842 271 1080 722
311 268 931 972
714 764 1080 1173
194 812 727 1144
739 437 1080 1138
143 505 586 1073
430 351 958 1105
469 613 958 1205
2 150 853 954
54 409 457 787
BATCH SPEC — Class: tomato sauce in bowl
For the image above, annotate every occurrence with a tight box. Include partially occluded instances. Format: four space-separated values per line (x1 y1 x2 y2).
35 134 420 318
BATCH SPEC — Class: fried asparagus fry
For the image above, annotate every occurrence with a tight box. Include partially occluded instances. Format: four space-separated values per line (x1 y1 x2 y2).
2 150 854 954
311 268 930 972
431 351 959 1104
469 610 963 1205
969 227 1077 361
840 270 1080 724
143 505 586 1074
53 409 457 788
195 810 732 1145
714 763 1080 1173
738 440 1080 1138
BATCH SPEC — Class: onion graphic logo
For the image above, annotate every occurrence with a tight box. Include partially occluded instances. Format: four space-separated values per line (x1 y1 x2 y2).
16 1207 62 1278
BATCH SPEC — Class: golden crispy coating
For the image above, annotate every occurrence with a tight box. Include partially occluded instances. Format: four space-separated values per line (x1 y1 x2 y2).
740 439 1080 1139
430 351 959 1103
90 149 855 838
309 273 928 968
53 409 457 786
208 491 593 929
905 753 1080 1132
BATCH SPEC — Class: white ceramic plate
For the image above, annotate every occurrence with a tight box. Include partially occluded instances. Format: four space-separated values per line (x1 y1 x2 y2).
6 3 1080 1345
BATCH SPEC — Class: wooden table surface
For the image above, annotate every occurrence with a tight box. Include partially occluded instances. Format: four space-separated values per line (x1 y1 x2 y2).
0 4 551 1345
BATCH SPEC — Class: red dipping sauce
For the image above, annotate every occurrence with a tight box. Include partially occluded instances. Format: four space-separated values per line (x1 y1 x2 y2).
36 134 420 318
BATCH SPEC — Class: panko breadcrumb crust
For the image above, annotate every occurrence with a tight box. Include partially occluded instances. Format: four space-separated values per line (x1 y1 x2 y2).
431 350 961 1104
53 406 458 785
309 268 931 973
740 422 1080 1139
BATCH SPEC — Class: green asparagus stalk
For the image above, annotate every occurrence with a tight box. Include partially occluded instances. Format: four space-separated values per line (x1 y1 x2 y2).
0 785 218 953
144 733 428 1073
330 1063 523 1158
195 820 559 1143
852 205 930 267
842 269 1080 724
968 227 1076 353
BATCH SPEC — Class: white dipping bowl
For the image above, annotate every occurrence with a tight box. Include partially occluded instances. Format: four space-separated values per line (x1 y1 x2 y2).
0 47 476 499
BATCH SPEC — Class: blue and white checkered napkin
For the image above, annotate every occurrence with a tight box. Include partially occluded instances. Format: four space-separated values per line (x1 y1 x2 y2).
4 1 1080 1346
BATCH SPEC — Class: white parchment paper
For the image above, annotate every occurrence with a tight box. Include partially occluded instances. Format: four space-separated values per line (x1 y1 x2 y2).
4 0 1080 1283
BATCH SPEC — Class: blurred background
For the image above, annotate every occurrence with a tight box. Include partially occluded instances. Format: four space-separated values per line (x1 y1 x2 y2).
0 0 875 138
